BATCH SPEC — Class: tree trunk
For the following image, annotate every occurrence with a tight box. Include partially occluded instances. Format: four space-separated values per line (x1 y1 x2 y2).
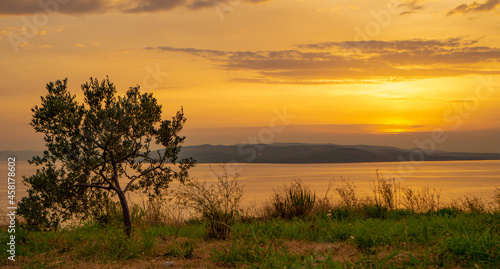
117 190 132 237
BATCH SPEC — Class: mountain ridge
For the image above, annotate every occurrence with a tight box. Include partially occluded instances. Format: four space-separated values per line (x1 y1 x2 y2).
176 143 500 164
2 143 500 163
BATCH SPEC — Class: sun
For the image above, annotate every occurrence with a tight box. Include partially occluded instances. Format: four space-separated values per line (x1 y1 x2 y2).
375 117 419 134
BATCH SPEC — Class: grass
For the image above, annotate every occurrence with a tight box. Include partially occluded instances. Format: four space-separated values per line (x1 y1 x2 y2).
2 174 500 268
3 211 500 268
266 179 316 220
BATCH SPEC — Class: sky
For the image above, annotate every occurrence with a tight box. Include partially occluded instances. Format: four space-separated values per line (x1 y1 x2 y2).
1 0 500 153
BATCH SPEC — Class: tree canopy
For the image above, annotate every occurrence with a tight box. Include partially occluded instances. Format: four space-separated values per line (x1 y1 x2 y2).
19 77 195 236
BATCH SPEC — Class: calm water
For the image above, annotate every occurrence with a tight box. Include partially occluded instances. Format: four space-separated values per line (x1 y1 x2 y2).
1 160 499 210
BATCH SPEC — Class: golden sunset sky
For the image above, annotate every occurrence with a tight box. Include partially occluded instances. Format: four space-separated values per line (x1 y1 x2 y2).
1 0 500 152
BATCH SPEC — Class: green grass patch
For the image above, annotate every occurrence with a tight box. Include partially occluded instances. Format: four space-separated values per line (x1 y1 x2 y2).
2 211 500 268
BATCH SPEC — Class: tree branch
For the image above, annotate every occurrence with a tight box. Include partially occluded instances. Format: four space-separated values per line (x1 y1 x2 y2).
123 162 167 192
60 184 113 191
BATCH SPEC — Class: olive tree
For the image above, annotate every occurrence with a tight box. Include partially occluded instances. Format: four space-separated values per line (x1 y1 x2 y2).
19 77 195 236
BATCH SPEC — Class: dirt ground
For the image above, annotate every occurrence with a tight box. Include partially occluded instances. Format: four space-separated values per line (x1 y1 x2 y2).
5 238 363 269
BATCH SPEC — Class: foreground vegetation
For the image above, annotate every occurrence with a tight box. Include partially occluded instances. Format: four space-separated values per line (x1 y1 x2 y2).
2 171 500 268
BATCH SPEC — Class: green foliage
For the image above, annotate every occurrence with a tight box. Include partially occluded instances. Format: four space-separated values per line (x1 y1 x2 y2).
433 206 462 217
4 203 500 268
91 201 123 226
268 179 316 219
352 229 378 251
163 240 196 259
443 230 500 266
18 77 195 235
210 238 264 266
361 203 389 219
5 222 158 265
328 207 352 221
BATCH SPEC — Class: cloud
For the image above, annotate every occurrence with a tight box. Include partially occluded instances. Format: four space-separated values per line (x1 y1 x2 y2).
0 0 108 16
0 0 273 16
118 0 185 13
187 0 215 10
152 46 229 57
149 37 500 84
447 0 500 15
398 0 425 15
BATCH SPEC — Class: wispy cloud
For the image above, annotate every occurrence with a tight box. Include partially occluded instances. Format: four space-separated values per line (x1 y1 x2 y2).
398 0 425 15
0 0 108 16
447 0 500 15
117 0 185 13
0 0 273 16
148 37 500 84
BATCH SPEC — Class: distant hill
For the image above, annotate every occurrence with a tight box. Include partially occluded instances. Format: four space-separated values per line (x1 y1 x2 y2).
2 143 500 163
177 143 500 164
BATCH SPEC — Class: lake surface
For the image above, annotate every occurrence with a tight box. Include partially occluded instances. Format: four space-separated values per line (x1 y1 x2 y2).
1 160 499 212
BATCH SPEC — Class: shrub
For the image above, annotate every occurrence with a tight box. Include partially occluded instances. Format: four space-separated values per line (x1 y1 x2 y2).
361 203 389 219
370 171 399 210
176 165 244 239
433 206 462 217
460 195 486 213
140 196 168 224
313 179 335 215
268 179 316 220
493 187 500 211
328 207 352 221
90 201 123 226
334 177 358 209
401 186 441 212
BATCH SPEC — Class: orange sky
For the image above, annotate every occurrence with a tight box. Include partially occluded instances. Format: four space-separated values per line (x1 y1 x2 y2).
1 0 500 152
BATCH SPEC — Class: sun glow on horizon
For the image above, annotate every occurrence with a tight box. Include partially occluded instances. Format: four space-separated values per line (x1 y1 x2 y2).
0 0 500 152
